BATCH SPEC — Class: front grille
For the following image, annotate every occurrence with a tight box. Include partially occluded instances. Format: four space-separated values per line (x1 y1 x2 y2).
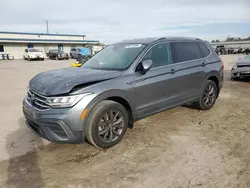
26 90 50 110
238 64 250 68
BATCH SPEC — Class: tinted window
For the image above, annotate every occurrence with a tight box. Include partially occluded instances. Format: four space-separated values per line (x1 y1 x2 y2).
198 43 210 57
29 49 40 52
171 42 203 63
0 45 4 52
142 44 172 68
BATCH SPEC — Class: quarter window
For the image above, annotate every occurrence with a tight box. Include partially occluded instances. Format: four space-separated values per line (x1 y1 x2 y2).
142 44 172 68
0 45 4 52
198 43 210 57
171 42 203 63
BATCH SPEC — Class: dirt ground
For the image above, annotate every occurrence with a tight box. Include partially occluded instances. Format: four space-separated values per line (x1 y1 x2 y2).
0 55 249 188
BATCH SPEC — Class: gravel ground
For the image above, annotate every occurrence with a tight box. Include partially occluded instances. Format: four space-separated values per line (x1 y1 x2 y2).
0 55 249 188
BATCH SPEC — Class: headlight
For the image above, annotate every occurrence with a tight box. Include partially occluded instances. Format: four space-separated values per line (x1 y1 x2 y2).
46 93 92 108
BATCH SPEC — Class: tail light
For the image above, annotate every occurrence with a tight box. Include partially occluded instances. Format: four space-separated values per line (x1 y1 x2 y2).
221 61 224 70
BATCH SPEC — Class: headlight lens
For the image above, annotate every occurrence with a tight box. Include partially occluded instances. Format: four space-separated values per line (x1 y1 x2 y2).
46 93 92 108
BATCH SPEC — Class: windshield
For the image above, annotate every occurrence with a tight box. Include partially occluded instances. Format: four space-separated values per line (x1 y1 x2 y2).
244 55 250 60
82 43 146 70
29 49 40 52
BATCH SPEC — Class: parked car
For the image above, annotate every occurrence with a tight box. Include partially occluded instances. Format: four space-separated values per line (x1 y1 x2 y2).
23 48 44 61
71 55 92 67
23 37 223 148
215 46 226 55
227 48 234 54
243 48 250 54
231 55 250 80
70 47 91 59
70 48 79 59
46 49 69 60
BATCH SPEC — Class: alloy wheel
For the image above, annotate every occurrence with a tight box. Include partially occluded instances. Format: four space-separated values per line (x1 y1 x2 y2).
203 84 216 107
98 109 125 143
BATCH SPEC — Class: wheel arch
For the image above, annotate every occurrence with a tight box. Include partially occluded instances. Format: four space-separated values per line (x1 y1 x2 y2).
85 90 135 129
205 71 220 97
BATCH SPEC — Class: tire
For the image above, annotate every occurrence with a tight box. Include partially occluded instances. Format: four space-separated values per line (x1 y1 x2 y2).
41 58 45 61
70 53 73 59
85 100 128 148
194 80 218 110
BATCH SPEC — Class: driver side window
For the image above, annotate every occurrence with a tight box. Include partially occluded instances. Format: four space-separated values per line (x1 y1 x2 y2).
142 43 172 68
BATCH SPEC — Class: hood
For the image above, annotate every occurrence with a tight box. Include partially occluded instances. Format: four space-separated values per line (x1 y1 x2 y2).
29 68 122 96
237 59 250 66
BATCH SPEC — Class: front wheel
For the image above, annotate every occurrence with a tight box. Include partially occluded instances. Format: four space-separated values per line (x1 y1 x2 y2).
195 80 218 110
85 100 128 148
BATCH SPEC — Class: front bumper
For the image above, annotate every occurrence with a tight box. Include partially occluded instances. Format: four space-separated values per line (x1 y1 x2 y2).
231 67 250 78
30 56 44 60
22 94 96 143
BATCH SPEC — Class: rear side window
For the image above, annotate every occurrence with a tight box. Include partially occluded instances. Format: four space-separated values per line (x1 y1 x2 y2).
171 42 203 63
198 43 210 57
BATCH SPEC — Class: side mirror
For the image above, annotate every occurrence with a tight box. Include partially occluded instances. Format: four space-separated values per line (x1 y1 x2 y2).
141 59 153 74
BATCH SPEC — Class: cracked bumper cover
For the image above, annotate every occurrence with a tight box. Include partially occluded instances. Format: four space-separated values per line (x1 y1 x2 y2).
231 67 250 78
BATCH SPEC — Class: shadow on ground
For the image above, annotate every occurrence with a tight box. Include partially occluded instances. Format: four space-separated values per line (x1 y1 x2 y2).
5 117 45 188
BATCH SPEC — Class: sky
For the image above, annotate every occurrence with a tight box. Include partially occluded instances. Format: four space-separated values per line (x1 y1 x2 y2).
0 0 250 44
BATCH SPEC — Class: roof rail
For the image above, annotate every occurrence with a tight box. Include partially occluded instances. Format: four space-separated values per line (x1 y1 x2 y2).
157 37 166 40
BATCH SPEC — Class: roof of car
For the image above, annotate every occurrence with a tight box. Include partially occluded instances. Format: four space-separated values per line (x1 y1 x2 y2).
117 37 202 44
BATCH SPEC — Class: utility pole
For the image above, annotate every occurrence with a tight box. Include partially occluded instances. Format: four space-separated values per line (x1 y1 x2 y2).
46 20 49 34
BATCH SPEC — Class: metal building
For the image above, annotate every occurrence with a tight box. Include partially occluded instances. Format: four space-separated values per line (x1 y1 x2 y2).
0 31 100 59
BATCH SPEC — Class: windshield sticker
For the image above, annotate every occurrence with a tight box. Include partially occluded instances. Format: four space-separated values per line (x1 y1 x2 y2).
125 44 142 48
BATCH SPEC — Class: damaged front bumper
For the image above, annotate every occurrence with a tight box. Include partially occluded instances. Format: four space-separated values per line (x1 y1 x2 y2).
231 67 250 79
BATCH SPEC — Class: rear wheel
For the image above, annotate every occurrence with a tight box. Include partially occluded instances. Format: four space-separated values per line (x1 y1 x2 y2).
85 100 128 148
195 80 218 110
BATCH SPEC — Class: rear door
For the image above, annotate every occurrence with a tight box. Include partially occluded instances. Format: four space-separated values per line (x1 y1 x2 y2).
134 43 183 119
170 42 206 101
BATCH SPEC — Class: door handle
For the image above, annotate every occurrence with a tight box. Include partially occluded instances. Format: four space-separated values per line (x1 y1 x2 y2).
201 62 205 67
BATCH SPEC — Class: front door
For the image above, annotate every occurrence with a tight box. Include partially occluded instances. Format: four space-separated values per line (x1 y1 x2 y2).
134 43 181 119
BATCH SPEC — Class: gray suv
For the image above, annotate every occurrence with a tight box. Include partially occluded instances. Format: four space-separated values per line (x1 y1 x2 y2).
23 37 223 148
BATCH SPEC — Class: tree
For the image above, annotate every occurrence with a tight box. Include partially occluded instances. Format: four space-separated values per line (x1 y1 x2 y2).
215 39 220 42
